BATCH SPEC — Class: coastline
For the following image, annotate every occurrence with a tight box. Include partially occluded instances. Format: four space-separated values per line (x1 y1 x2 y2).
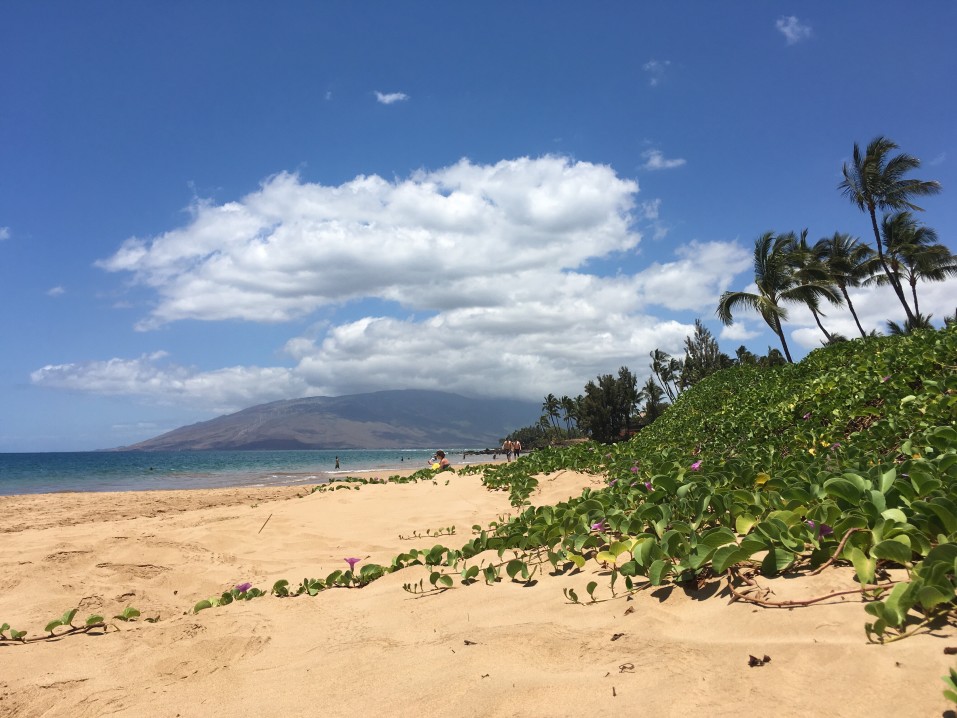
0 467 951 716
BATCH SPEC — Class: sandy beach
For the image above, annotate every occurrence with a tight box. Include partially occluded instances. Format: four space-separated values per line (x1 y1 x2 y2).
1 467 953 717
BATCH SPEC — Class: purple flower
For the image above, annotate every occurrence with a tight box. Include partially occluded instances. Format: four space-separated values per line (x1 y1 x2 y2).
881 375 892 383
609 479 618 486
690 460 702 471
805 520 815 530
344 557 361 572
235 582 252 593
817 524 834 538
630 466 639 473
644 482 653 491
830 442 841 450
591 520 608 532
803 412 811 420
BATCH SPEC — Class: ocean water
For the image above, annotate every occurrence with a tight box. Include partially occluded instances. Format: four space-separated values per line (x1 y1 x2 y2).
0 449 465 496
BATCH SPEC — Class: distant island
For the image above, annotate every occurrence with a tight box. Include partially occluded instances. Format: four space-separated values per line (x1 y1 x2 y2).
115 390 539 451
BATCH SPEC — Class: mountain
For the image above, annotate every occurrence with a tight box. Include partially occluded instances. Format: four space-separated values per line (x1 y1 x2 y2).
118 390 540 451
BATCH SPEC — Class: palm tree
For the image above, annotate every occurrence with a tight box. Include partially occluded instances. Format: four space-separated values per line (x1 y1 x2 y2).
783 229 843 343
541 394 561 432
637 377 667 425
886 313 935 336
838 136 942 325
876 212 957 316
717 232 840 363
559 395 576 434
815 232 878 338
649 349 677 402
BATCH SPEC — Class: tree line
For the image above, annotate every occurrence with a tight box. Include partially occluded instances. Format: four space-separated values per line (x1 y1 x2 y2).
506 136 955 449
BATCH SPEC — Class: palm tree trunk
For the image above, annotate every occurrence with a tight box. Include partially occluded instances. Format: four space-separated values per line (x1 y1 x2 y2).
840 285 868 338
810 307 833 342
869 205 916 324
772 315 794 363
910 279 920 316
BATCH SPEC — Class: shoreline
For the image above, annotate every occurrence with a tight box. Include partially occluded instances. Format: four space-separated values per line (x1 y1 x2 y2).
0 452 512 498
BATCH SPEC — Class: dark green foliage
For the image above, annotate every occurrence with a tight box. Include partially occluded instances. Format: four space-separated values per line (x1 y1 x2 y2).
474 325 957 638
576 367 639 443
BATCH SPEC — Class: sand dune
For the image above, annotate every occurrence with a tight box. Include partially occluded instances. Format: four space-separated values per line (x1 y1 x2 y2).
0 470 952 717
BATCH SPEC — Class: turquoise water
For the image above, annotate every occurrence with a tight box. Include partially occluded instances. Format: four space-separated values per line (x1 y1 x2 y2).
0 449 465 495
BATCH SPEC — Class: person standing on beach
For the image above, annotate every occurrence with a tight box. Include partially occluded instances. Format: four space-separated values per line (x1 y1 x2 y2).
503 440 513 462
335 456 340 469
513 440 522 459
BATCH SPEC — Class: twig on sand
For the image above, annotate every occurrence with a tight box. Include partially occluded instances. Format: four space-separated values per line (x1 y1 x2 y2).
258 513 273 534
725 568 899 609
808 528 861 576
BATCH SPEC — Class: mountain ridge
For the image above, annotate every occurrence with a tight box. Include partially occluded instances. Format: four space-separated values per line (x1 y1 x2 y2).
117 390 538 451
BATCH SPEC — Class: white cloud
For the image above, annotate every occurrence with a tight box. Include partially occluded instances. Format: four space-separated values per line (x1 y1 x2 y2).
776 16 812 45
641 149 686 171
42 157 757 410
0 227 9 241
634 240 751 311
928 152 946 166
642 59 671 87
31 352 309 415
719 321 761 342
47 286 65 297
97 157 642 328
375 90 409 104
640 198 661 220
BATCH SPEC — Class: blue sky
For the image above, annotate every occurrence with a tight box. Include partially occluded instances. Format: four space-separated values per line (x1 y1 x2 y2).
2 2 955 452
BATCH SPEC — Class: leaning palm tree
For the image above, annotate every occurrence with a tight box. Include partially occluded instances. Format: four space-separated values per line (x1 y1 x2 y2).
717 231 840 363
815 232 878 338
838 136 942 325
541 394 561 432
783 229 844 343
875 211 957 316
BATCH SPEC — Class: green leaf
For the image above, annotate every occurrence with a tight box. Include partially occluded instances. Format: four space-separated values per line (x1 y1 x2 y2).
648 559 670 586
824 478 863 505
60 608 78 627
85 615 104 626
712 545 744 574
595 551 618 565
193 600 213 614
761 546 795 577
870 539 913 566
585 581 598 600
846 546 876 586
506 559 525 580
45 619 63 633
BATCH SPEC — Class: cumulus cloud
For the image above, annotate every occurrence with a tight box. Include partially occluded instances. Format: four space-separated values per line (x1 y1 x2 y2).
47 286 65 297
0 226 9 241
97 157 642 328
641 149 686 171
776 16 812 45
375 90 409 104
31 352 309 414
642 59 671 87
37 156 759 410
